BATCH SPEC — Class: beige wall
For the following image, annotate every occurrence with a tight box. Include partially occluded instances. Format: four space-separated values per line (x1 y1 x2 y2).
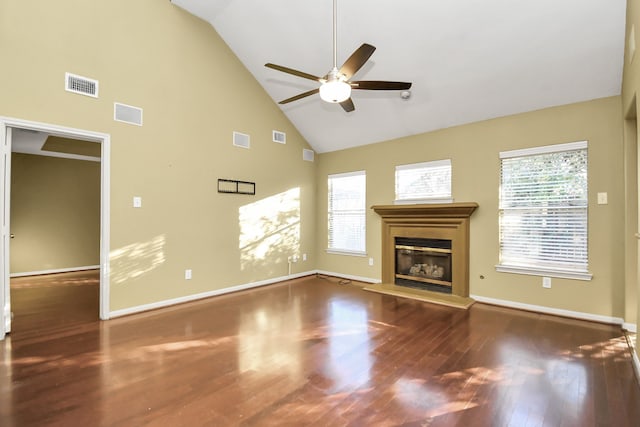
10 153 100 273
0 1 315 311
317 97 625 319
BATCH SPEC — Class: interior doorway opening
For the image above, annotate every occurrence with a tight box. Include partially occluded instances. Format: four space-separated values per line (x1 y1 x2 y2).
0 117 111 339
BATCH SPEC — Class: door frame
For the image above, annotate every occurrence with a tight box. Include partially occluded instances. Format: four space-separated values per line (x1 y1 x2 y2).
0 117 111 339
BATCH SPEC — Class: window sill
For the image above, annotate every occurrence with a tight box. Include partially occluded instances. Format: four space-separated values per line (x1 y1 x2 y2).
326 249 367 257
495 264 592 281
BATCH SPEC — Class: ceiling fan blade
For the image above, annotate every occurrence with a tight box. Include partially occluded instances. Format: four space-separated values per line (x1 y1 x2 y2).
339 43 376 79
265 63 322 82
351 81 413 90
340 98 355 112
278 88 320 104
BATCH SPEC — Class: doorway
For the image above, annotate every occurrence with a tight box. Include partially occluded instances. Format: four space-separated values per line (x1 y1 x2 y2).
0 117 111 339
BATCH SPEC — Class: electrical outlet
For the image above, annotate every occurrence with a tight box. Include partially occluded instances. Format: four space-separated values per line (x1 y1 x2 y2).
369 257 374 266
542 277 551 288
292 255 299 263
133 196 142 208
302 253 307 261
185 269 192 280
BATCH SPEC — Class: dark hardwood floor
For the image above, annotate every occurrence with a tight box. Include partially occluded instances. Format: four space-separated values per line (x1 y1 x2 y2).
1 272 638 426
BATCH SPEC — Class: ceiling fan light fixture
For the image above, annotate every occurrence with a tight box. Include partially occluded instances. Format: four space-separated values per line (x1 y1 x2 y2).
319 80 351 103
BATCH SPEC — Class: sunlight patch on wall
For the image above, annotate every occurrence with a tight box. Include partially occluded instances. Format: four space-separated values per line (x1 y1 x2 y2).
239 187 301 271
110 235 166 285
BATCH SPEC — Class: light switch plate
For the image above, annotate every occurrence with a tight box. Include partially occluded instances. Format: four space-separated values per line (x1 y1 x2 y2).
597 192 608 205
133 196 142 208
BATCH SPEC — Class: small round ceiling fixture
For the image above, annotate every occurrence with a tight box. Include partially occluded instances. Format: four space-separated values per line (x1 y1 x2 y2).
401 90 411 100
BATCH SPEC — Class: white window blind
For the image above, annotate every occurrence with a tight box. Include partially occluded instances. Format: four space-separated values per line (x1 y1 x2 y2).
395 159 452 203
498 141 588 276
328 171 366 254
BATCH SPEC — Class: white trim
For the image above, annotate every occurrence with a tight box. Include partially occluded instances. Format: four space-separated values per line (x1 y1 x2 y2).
315 270 381 284
328 170 365 179
110 271 316 318
100 134 111 320
623 322 638 333
499 140 587 159
10 265 100 278
471 294 624 325
495 264 593 281
1 126 12 334
0 116 111 333
326 249 367 257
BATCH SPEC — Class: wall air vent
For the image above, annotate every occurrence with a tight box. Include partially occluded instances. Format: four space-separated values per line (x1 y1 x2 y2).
233 131 250 149
114 102 143 126
65 72 98 98
272 130 286 144
303 148 315 162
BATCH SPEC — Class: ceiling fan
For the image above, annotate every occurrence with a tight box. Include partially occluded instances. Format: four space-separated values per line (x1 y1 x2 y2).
264 0 412 113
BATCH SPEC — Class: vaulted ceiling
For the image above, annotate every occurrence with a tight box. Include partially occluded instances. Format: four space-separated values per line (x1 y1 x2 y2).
171 0 627 153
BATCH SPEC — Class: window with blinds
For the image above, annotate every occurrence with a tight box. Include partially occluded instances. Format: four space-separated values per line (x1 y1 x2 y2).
395 159 452 204
327 171 366 254
498 141 589 278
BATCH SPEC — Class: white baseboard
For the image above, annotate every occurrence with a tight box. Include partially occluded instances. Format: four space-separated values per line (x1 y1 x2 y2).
10 265 100 278
624 322 638 333
315 270 381 284
471 294 625 326
109 270 316 318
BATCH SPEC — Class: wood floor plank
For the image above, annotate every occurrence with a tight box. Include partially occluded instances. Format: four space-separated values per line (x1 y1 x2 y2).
1 272 639 426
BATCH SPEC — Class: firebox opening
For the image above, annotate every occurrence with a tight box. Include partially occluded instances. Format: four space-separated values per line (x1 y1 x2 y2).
395 237 452 294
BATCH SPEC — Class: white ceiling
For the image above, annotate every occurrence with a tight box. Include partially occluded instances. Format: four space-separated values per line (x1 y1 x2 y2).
171 0 627 153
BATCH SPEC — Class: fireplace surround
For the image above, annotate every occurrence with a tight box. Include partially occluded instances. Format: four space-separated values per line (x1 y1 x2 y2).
366 203 478 309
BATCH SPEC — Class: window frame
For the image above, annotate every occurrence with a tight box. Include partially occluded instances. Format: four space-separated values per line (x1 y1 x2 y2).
326 170 367 256
495 141 592 281
394 159 453 204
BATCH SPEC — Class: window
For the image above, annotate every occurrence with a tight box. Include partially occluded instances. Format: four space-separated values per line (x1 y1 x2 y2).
327 171 366 255
395 159 452 204
497 141 590 280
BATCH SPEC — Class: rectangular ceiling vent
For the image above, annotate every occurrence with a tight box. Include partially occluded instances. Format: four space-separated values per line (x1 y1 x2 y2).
272 130 286 144
233 131 250 149
303 148 315 162
114 102 143 126
65 72 98 98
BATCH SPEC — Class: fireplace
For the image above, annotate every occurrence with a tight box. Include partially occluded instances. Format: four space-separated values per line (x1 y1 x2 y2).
367 203 478 309
395 237 452 293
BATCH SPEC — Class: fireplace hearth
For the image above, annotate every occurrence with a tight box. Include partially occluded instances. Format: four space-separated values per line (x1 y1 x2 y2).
366 203 478 309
